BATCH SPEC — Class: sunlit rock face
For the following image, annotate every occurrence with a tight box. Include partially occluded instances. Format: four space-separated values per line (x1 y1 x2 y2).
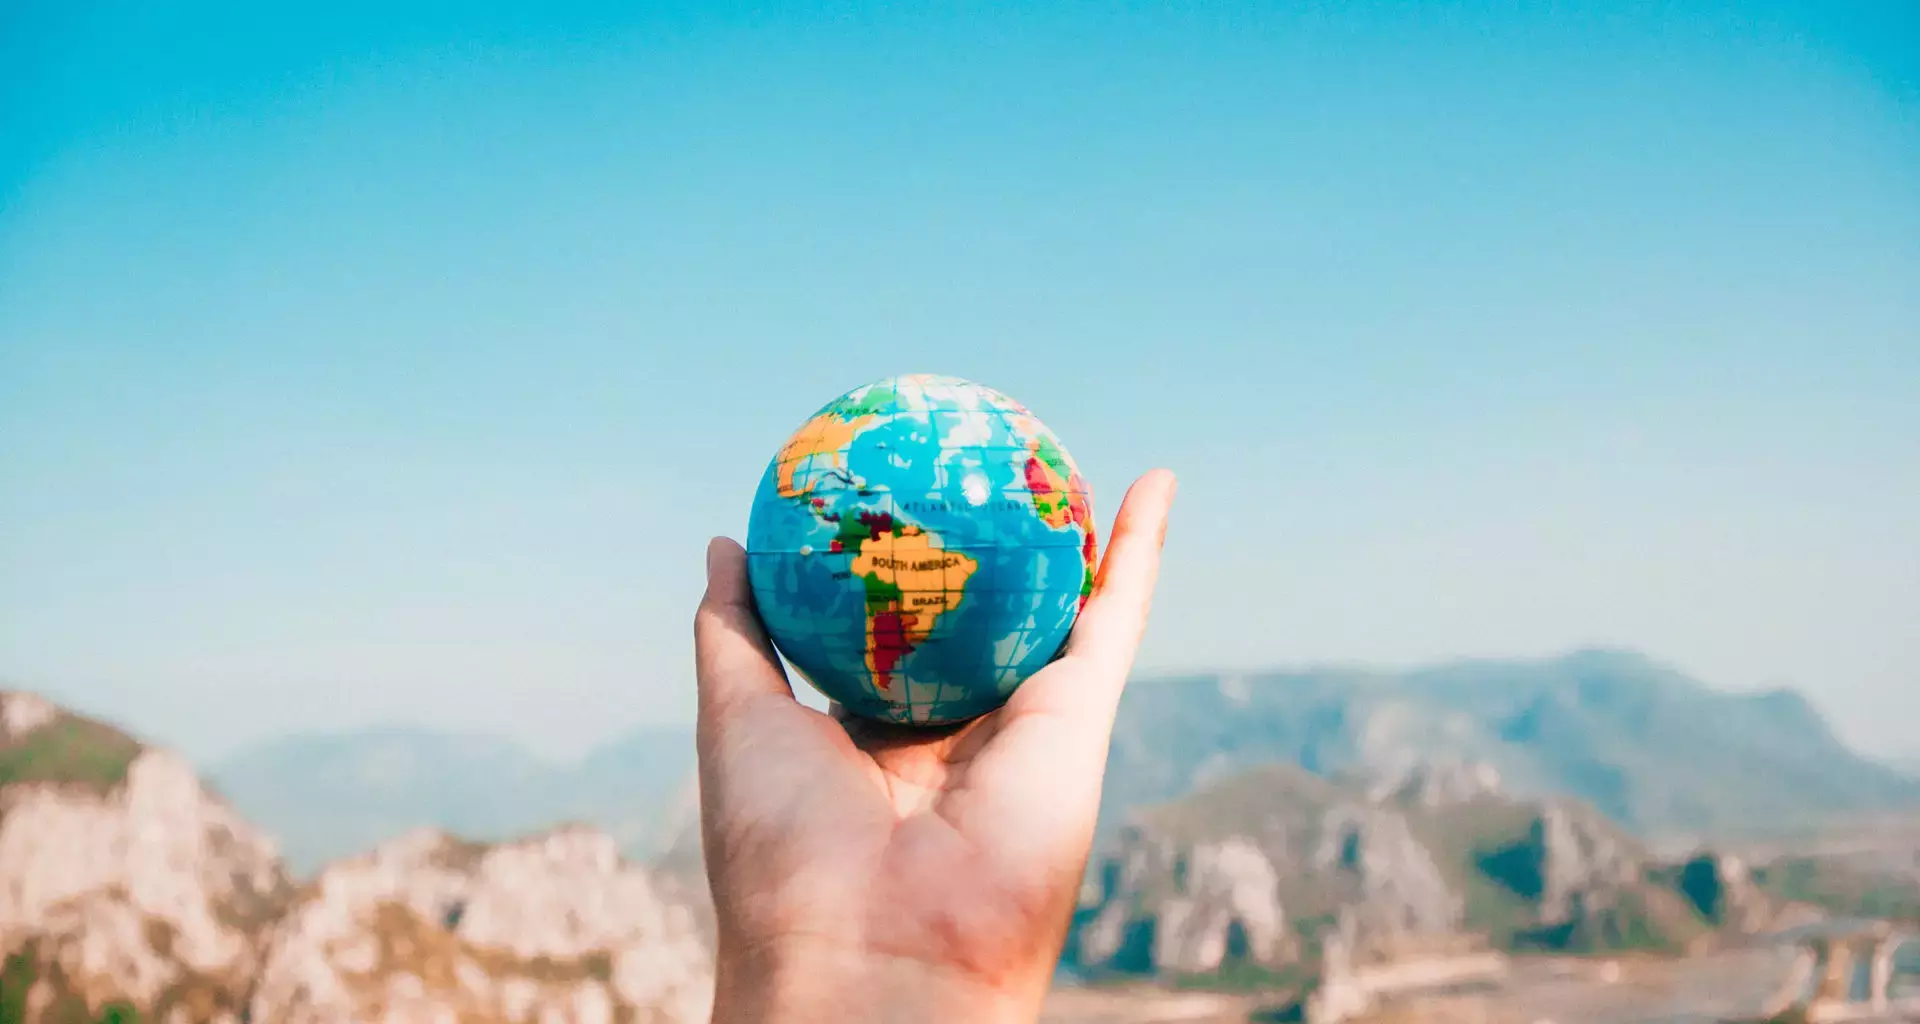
0 691 715 1024
249 826 715 1024
0 694 287 1023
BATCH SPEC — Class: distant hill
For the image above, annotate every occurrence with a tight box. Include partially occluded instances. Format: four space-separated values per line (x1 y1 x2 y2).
211 724 694 875
1069 751 1920 1017
1074 758 1719 967
1064 754 1806 1022
209 649 1912 873
1101 649 1919 841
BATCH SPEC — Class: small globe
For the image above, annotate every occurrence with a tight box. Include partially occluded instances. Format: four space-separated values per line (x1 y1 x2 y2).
746 374 1096 726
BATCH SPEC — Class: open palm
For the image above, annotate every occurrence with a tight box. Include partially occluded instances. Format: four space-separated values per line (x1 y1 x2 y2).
693 469 1176 1023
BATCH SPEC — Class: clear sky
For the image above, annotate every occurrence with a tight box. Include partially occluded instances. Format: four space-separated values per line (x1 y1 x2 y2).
2 1 1915 763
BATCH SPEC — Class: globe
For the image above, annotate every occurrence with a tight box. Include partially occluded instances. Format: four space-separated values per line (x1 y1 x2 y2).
745 374 1096 726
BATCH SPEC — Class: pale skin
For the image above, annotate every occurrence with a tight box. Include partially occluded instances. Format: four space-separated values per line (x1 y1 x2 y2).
692 468 1178 1023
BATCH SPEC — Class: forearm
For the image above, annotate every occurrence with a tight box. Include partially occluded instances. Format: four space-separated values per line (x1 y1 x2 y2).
712 938 1047 1024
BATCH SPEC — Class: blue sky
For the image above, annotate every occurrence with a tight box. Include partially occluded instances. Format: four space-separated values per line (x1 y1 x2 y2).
2 1 1916 762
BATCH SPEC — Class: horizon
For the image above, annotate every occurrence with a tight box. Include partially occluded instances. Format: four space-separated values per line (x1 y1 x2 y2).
2 644 1896 767
4 1 1917 761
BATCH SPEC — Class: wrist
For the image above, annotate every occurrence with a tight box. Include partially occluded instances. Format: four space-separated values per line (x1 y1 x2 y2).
713 936 1045 1024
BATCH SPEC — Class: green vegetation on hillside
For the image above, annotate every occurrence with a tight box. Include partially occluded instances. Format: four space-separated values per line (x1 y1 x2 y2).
1506 886 1708 955
1406 799 1541 934
0 717 141 793
1438 800 1708 954
1114 761 1716 971
0 951 142 1024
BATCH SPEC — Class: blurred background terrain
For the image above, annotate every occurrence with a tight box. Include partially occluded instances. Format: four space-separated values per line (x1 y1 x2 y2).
6 648 1920 1022
3 0 1916 1021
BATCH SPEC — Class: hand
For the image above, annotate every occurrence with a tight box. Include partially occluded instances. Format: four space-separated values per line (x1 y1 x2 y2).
692 469 1176 1024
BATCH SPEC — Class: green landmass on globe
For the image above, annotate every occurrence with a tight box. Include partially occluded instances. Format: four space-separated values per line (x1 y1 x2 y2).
745 374 1096 726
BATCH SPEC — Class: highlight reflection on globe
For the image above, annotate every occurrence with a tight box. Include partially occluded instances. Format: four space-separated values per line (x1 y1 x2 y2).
745 374 1096 726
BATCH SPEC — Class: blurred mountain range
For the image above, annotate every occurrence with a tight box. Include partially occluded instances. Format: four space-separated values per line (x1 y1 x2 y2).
1072 760 1751 1012
1066 754 1920 1021
6 647 1920 1022
206 648 1918 875
1101 648 1918 843
211 725 697 875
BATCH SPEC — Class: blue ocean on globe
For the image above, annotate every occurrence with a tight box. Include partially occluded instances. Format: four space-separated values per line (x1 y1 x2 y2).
745 374 1096 725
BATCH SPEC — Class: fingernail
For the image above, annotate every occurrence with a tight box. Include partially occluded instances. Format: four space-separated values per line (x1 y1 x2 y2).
705 538 721 582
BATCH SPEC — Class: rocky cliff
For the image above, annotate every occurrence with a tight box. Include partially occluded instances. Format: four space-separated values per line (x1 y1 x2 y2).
0 692 287 1023
6 676 1908 1021
250 827 712 1024
0 692 713 1024
1066 757 1775 986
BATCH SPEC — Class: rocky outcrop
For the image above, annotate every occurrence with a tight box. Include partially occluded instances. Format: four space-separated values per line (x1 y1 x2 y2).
1309 805 1461 943
1303 913 1370 1024
1158 838 1290 971
1467 801 1727 955
0 692 714 1024
0 692 59 740
250 826 714 1024
1071 759 1776 984
1676 851 1771 933
1077 832 1292 974
1070 764 1468 978
1362 758 1503 808
0 695 288 1023
1530 803 1641 926
1474 803 1641 925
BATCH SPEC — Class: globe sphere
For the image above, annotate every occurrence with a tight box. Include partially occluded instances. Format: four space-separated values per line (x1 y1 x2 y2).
745 374 1095 725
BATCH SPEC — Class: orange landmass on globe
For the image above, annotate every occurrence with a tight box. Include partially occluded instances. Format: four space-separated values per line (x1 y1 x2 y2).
849 525 978 692
774 411 878 498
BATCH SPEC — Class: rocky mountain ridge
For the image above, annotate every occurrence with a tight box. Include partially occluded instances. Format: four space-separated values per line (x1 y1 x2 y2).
1103 648 1919 840
207 650 1915 881
1067 757 1800 992
0 692 714 1024
210 726 695 876
9 648 1919 1021
249 827 711 1024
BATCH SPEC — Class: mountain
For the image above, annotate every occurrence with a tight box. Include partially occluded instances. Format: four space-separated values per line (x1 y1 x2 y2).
212 724 695 875
1071 759 1742 972
250 827 712 1023
1101 648 1919 841
8 676 1917 1024
0 691 288 1023
1066 757 1799 1020
0 691 713 1024
209 649 1910 876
